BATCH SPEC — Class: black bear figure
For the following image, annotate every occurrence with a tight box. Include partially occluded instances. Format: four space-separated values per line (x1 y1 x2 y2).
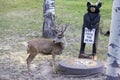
78 1 102 60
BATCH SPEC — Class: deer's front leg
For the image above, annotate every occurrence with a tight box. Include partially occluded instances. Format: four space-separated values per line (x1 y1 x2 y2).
52 54 57 73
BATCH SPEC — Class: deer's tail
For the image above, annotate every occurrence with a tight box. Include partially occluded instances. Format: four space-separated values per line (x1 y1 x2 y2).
20 41 29 53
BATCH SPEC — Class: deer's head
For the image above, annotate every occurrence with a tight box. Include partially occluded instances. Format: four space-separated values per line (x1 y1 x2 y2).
53 23 68 44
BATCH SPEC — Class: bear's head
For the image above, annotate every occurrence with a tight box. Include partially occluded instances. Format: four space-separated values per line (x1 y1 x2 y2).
87 1 102 13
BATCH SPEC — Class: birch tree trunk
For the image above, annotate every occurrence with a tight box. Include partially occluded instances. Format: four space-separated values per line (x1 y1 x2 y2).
42 0 56 38
106 0 120 80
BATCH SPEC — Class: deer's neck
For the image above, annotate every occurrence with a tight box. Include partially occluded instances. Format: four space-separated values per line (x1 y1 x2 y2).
60 37 67 49
53 37 67 49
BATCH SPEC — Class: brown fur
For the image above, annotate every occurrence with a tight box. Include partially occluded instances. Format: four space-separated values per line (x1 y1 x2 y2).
26 23 68 75
26 38 66 75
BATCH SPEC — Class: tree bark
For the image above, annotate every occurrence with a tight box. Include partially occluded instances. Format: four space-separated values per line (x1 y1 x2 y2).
106 0 120 80
42 0 56 38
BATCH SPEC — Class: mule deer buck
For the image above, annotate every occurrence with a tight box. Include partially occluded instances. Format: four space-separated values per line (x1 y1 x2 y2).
26 24 68 75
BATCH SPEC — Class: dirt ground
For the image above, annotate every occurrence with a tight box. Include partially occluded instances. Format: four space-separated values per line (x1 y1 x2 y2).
0 30 106 80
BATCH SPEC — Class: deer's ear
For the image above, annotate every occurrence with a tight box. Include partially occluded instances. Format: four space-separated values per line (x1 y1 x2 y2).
87 2 91 8
97 2 102 8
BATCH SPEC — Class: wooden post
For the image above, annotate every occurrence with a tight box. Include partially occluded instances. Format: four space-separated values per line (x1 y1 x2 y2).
42 0 56 38
106 0 120 79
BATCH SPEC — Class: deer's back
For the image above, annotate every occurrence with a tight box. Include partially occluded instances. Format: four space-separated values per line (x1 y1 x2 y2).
28 38 54 54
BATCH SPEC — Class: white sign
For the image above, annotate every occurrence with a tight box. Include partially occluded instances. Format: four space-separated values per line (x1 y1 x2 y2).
84 28 95 44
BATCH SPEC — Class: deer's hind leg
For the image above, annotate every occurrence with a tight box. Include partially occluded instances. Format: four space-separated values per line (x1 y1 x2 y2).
26 53 37 75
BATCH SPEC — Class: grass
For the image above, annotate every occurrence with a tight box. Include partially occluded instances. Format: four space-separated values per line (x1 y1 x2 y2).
0 0 112 61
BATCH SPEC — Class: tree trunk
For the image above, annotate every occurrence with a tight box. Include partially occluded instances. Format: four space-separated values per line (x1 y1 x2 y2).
42 0 56 38
106 0 120 80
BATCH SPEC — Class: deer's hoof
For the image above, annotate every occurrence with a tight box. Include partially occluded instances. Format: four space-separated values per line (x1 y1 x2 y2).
28 71 33 77
53 69 57 74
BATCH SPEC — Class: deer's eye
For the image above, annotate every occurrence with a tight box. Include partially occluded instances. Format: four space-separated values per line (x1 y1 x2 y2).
58 34 64 38
58 36 62 38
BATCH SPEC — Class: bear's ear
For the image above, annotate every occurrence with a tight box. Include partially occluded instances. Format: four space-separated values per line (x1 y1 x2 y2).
87 2 91 8
97 2 102 8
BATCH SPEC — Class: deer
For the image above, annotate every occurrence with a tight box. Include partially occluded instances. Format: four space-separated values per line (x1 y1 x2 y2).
26 24 68 75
